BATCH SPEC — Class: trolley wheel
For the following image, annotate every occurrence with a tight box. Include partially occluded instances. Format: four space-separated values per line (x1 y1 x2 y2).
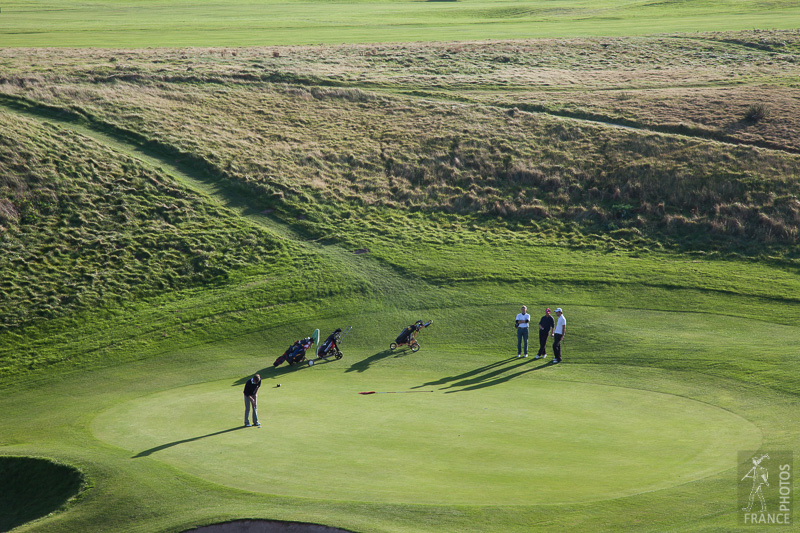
335 349 343 360
410 342 420 353
390 343 398 350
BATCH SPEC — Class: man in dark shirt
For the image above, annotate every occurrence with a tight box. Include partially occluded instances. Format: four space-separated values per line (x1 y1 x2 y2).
536 308 555 360
243 374 261 427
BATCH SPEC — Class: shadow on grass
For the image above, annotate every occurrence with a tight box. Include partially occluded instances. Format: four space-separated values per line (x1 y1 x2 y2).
133 427 245 458
233 356 340 386
0 456 84 533
412 356 555 393
345 348 412 373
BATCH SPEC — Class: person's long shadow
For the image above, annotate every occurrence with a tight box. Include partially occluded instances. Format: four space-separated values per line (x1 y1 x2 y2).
133 426 245 458
411 356 554 394
345 348 410 373
411 356 518 389
444 360 554 393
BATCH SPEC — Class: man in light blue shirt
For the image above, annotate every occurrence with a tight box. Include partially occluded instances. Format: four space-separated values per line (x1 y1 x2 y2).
515 305 531 358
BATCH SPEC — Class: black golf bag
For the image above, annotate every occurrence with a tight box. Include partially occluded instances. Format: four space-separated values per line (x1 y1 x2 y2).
391 320 432 352
395 325 416 344
317 327 346 360
273 337 313 367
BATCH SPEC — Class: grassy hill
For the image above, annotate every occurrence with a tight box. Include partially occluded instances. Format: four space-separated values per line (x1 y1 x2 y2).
1 30 799 533
2 32 800 263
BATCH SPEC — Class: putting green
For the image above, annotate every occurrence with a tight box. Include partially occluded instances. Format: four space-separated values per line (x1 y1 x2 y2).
92 369 760 505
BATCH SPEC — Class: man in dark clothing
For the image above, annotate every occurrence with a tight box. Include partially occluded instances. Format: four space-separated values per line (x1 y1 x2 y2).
243 374 261 427
536 308 555 360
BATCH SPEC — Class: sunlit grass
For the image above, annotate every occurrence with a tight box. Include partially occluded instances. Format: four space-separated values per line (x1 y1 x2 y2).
2 0 800 46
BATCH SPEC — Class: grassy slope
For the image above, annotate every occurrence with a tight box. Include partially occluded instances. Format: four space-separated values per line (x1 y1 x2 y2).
1 31 799 533
0 110 370 375
0 112 284 329
0 457 85 532
2 0 800 46
2 33 798 260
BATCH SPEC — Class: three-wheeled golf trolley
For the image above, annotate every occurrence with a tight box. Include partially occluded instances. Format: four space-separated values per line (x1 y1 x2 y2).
390 320 432 352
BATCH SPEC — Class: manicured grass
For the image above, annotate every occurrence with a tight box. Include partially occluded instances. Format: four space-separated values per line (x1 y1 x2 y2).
2 0 800 47
92 368 760 505
2 291 798 532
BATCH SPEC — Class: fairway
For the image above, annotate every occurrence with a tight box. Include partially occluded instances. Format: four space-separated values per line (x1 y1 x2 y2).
2 0 800 46
92 362 761 505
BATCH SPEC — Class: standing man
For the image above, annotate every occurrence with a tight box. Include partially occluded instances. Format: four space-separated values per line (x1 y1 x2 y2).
552 308 566 363
536 308 554 360
243 374 261 427
515 305 531 358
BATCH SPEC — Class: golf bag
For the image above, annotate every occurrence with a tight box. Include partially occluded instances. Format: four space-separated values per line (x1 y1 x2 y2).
273 337 313 367
390 320 432 352
316 326 351 360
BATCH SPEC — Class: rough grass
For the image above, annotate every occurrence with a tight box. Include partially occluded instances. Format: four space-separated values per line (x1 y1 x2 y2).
1 32 798 266
0 111 370 333
1 31 800 340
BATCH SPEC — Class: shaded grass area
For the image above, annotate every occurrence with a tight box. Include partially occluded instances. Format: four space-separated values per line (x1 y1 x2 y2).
0 456 85 532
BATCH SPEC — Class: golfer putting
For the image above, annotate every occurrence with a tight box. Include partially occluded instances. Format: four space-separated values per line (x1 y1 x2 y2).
243 374 261 427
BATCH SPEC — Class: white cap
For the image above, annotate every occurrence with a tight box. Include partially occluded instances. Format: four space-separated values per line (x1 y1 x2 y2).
555 308 563 313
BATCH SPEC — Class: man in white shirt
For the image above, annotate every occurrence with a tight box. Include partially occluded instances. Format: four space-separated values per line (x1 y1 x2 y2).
515 305 531 358
552 308 566 363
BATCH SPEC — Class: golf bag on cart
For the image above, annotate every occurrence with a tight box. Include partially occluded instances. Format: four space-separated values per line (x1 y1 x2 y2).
273 337 313 367
390 320 432 352
316 326 352 360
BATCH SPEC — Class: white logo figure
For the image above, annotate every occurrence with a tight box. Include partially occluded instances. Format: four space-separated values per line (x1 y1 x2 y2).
742 453 770 512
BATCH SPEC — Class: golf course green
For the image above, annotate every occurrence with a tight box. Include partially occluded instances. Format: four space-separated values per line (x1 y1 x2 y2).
93 368 760 505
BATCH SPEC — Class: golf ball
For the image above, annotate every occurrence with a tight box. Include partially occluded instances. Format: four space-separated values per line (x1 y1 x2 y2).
308 360 314 366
